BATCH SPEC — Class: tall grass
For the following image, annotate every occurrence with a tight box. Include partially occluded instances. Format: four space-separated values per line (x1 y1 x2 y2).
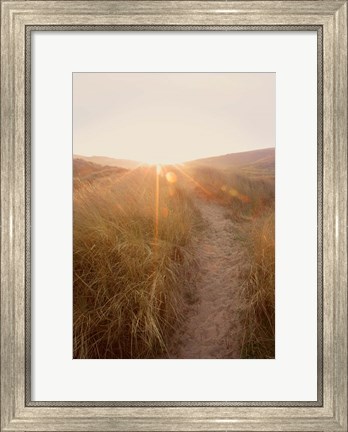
73 163 200 358
73 159 275 359
239 210 275 358
187 165 274 220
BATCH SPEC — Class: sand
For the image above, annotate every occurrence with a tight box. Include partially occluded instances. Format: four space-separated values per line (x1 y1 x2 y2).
167 198 247 359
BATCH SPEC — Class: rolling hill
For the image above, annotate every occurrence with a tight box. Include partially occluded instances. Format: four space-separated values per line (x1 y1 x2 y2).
73 154 140 170
74 148 275 173
187 148 275 171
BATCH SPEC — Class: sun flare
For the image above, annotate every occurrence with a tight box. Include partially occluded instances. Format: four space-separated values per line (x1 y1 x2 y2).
140 155 185 166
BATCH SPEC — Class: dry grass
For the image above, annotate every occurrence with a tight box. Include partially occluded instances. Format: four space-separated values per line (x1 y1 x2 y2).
73 162 201 359
239 210 275 358
73 159 275 359
187 165 274 220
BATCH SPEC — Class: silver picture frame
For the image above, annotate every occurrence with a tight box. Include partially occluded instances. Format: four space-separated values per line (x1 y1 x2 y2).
1 1 347 431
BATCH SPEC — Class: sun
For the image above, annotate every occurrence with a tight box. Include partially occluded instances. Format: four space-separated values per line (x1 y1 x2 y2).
140 155 184 166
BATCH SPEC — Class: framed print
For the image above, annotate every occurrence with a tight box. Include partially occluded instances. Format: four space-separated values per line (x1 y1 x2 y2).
1 1 347 431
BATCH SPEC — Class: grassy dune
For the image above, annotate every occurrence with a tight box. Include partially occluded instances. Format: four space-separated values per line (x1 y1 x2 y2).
73 162 201 358
186 165 274 220
73 156 275 359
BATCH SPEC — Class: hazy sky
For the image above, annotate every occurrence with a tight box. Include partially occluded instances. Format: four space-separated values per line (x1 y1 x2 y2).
73 73 275 164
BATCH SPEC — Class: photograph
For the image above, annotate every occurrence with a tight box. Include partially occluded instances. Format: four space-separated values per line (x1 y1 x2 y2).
73 72 275 360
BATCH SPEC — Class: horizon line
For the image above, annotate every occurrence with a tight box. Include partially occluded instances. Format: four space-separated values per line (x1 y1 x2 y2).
73 146 275 165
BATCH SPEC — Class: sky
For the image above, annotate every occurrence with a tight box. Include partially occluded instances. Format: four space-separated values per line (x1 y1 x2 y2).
73 73 275 164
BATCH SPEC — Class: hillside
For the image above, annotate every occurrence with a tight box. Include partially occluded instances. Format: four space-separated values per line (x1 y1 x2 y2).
74 148 275 173
73 154 140 170
73 154 275 359
188 148 275 171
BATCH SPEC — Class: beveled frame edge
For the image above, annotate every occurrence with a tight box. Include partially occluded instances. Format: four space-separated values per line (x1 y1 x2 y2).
1 1 347 432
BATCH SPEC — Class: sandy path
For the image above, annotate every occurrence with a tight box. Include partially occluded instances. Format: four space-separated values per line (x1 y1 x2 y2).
168 198 247 359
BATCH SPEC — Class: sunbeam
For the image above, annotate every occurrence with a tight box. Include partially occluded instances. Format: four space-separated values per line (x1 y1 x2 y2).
154 165 160 243
174 165 212 197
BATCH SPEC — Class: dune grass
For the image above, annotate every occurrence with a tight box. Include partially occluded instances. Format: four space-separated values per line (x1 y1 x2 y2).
74 159 275 359
73 163 201 359
187 165 274 220
239 211 275 358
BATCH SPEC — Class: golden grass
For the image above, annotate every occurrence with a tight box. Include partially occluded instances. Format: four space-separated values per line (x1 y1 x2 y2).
239 211 275 358
74 159 275 359
73 164 201 358
187 165 274 220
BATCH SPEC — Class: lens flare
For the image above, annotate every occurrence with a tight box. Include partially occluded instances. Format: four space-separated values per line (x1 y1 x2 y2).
229 188 239 197
165 171 177 184
154 166 160 242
